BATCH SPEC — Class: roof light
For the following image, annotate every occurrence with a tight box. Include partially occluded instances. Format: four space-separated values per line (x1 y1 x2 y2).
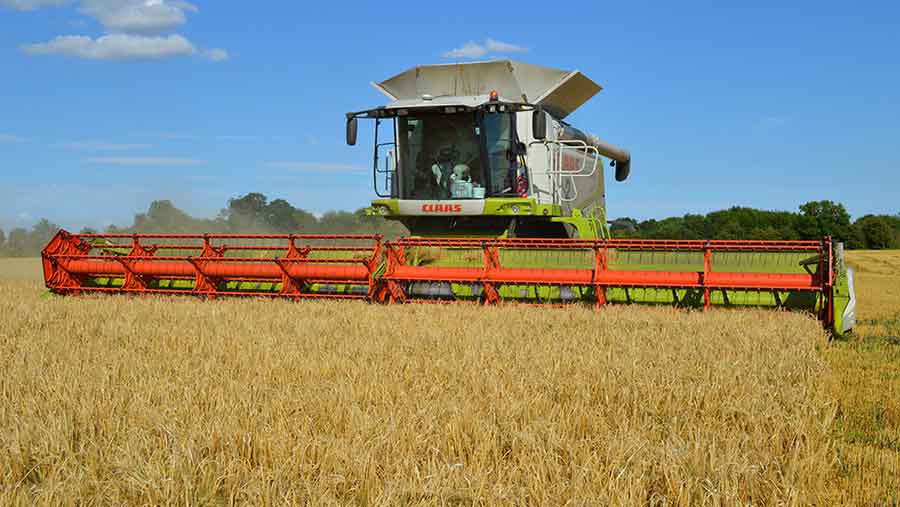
489 90 499 101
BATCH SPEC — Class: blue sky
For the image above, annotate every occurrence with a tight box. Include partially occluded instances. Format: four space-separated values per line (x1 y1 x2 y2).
1 1 898 231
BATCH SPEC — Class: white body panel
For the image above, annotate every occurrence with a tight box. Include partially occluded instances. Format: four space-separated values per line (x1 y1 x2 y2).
376 60 601 119
516 111 606 215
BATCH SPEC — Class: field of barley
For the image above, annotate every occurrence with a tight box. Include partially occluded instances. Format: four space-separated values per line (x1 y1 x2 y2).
0 253 898 505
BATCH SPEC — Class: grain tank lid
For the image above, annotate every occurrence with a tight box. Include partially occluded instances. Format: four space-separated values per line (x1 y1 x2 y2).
372 60 602 118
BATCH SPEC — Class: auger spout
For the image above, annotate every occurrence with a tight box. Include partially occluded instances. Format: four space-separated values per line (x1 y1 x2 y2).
557 124 631 181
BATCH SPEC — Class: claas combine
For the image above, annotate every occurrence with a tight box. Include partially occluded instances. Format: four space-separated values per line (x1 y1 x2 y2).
41 61 857 335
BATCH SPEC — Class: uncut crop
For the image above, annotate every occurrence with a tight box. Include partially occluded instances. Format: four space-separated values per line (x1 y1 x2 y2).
828 251 900 504
0 260 838 506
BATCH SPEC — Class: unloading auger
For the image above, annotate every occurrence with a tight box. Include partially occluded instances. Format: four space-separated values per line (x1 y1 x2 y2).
42 61 857 335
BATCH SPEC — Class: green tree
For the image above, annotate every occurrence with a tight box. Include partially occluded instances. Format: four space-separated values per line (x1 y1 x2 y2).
844 222 866 249
609 218 638 237
797 200 853 241
318 211 362 233
226 192 269 230
30 219 60 251
680 214 707 239
0 227 5 254
747 226 781 240
5 228 29 256
133 200 197 232
229 192 268 215
717 220 744 240
264 198 300 232
292 208 319 232
856 215 898 249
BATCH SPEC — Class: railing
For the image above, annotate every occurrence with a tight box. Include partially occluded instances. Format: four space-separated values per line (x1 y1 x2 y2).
42 231 383 299
379 237 834 328
373 118 397 198
528 140 600 205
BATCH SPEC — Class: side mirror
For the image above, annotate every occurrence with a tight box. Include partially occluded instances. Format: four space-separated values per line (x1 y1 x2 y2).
614 159 631 182
532 110 546 140
346 116 358 146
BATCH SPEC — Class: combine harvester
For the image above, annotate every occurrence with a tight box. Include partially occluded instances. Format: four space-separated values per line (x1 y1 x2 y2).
42 61 856 334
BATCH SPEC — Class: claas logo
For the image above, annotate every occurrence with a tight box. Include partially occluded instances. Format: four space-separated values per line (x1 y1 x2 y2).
421 203 463 213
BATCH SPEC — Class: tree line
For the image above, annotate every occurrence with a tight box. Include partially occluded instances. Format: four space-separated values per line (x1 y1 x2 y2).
609 200 900 249
0 193 407 257
104 192 408 237
1 195 898 257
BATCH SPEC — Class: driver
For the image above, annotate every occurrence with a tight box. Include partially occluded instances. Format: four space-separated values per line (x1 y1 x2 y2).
438 121 481 196
413 124 454 199
414 115 478 199
429 127 460 191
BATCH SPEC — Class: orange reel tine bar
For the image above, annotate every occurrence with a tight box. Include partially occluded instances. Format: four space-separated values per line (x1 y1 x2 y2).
42 230 383 299
381 237 832 326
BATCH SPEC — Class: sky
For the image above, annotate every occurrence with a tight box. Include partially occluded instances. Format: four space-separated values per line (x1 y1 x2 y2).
1 1 898 231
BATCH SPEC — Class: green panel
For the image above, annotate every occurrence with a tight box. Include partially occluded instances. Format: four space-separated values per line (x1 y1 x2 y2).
482 198 561 217
832 267 852 336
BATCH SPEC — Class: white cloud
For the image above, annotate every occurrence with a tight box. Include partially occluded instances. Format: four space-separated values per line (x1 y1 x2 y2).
79 0 197 34
67 140 149 150
268 162 366 173
10 0 227 63
22 33 196 60
441 41 487 59
485 38 527 53
0 0 69 11
87 156 204 166
204 47 228 62
0 133 31 143
441 38 529 59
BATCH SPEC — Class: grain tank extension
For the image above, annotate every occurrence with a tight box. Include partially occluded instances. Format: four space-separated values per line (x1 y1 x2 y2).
41 61 856 335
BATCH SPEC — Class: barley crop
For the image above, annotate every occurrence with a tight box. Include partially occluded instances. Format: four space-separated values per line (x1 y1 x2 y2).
0 259 843 506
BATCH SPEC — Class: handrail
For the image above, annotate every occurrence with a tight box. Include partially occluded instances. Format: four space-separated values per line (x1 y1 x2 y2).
528 140 600 204
373 141 396 198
